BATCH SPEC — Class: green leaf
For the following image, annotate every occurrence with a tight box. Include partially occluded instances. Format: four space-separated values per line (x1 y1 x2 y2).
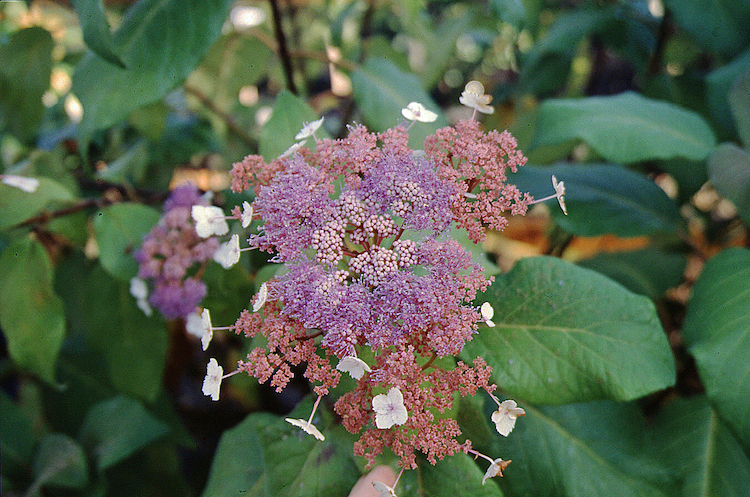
0 178 75 232
31 434 89 491
481 399 673 497
202 397 359 497
0 237 65 384
72 0 234 150
490 0 526 29
0 27 53 143
79 396 170 472
93 203 160 281
462 257 675 404
682 247 750 452
0 391 37 479
708 143 750 225
649 396 750 496
259 91 328 162
511 163 681 237
351 58 448 149
729 68 750 147
531 92 717 163
70 0 126 68
706 47 750 136
577 246 687 300
662 0 750 58
401 452 504 497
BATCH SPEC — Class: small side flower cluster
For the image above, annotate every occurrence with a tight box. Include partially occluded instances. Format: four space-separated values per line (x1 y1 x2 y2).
190 82 566 492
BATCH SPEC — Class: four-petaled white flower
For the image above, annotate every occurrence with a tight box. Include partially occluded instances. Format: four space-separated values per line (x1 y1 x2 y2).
200 308 213 351
552 175 567 215
401 102 437 123
213 234 241 269
482 458 511 485
241 201 254 228
372 481 398 497
285 418 325 441
129 277 153 317
480 302 495 328
252 282 268 312
372 387 408 429
202 358 223 401
294 117 324 140
337 355 372 380
1 174 40 193
491 399 525 436
191 205 229 238
279 140 307 158
459 80 494 115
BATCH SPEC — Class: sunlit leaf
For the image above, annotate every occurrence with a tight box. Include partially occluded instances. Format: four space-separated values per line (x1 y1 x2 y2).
462 257 675 404
531 92 716 163
682 247 750 452
0 237 65 384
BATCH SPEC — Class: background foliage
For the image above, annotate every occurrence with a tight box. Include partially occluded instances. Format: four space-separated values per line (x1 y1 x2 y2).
1 0 749 496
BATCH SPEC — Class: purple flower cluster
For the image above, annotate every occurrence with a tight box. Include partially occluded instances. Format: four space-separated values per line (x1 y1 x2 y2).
135 183 219 319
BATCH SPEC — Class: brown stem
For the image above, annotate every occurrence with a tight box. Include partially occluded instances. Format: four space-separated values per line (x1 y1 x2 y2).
268 0 298 94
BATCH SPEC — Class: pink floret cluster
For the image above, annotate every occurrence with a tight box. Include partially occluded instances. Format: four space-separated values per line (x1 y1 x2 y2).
229 121 529 469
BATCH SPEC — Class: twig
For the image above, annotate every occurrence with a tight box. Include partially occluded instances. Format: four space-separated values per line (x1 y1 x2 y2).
268 0 298 94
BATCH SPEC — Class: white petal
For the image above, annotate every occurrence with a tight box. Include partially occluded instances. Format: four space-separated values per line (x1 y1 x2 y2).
294 117 324 140
279 140 307 158
214 234 241 269
480 302 494 320
185 311 203 339
337 356 371 380
2 175 40 193
129 277 149 299
136 297 153 317
401 101 437 122
253 282 268 312
202 358 223 401
241 201 254 228
201 308 213 351
482 458 508 484
192 205 229 238
372 481 398 497
285 418 325 441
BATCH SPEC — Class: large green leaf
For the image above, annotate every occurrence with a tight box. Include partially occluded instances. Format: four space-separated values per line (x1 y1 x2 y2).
0 177 75 231
462 257 675 404
71 0 125 68
511 163 681 237
259 91 329 162
29 434 89 494
682 247 750 452
577 246 687 300
0 27 53 143
662 0 750 58
706 47 750 136
78 396 170 472
649 396 750 496
351 58 448 149
72 0 234 149
473 399 673 497
202 397 359 497
93 202 160 281
403 452 504 497
0 237 65 384
707 143 750 225
729 67 750 147
0 392 37 480
530 92 716 163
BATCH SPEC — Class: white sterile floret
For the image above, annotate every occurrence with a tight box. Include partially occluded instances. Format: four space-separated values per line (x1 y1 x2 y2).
253 282 268 312
372 481 398 497
279 140 307 158
191 205 229 238
1 174 40 193
459 80 494 114
491 399 526 436
294 117 324 140
200 308 213 351
401 102 437 123
202 358 223 401
480 302 495 328
552 175 567 215
129 277 153 317
214 234 241 269
241 201 254 228
337 355 372 380
285 418 325 441
372 387 408 429
185 310 203 339
482 458 511 484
